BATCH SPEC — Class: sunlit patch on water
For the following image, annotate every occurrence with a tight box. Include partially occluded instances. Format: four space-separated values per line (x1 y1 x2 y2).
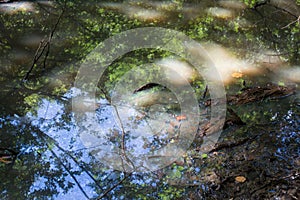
186 42 259 84
276 67 300 83
9 49 32 66
19 33 45 49
218 0 246 10
0 2 35 14
126 7 167 22
100 1 247 23
156 58 197 85
100 2 167 23
206 7 234 19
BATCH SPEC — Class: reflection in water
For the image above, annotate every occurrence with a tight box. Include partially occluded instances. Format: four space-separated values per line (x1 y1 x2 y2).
75 78 200 172
19 34 45 49
26 98 98 199
28 85 196 197
0 0 299 199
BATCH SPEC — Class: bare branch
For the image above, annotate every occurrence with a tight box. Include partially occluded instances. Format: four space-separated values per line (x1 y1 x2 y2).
94 172 132 200
282 16 300 29
22 8 65 82
48 148 90 199
30 125 103 193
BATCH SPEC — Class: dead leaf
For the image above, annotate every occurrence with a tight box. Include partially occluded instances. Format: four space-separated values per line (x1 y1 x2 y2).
231 72 243 78
176 115 187 121
0 156 14 164
235 176 246 183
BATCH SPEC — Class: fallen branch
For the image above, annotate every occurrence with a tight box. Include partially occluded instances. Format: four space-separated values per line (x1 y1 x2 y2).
205 83 296 106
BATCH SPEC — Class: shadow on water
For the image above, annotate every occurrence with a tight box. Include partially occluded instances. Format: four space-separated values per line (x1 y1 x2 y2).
0 0 299 199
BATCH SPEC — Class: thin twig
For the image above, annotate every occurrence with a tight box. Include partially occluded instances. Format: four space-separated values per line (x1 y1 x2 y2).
112 104 136 171
22 8 65 81
281 16 300 29
202 85 208 99
269 3 299 19
32 126 103 192
48 148 90 199
95 172 132 200
100 87 136 171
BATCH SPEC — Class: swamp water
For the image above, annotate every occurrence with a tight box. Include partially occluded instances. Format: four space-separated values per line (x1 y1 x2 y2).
0 1 299 199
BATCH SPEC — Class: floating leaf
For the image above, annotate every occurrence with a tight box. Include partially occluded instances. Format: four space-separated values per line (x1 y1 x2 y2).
231 72 243 78
0 156 14 164
201 153 208 159
278 81 285 86
176 115 187 121
235 176 246 183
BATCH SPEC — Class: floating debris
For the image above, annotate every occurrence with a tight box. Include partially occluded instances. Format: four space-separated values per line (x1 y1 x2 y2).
235 176 246 183
205 83 296 106
227 83 296 105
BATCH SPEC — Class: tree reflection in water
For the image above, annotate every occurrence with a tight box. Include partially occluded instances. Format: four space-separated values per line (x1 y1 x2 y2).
0 0 299 199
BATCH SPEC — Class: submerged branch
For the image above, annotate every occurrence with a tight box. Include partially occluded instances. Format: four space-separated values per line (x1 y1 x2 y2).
100 87 136 171
205 83 296 106
22 8 65 82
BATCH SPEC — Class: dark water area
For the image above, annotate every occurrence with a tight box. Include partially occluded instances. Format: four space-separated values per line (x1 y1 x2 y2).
0 1 299 199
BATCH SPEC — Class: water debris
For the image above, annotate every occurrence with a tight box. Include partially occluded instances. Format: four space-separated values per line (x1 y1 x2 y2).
0 148 18 164
133 83 162 94
227 83 296 105
197 107 245 141
201 153 208 159
175 115 187 121
235 176 246 183
205 83 296 106
231 72 243 78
